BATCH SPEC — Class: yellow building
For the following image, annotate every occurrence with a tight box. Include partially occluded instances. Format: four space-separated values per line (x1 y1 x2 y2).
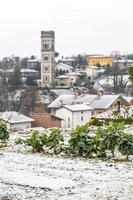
86 55 113 66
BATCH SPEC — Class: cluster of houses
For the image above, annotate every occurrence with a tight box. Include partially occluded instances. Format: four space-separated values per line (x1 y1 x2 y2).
54 55 133 87
0 92 132 132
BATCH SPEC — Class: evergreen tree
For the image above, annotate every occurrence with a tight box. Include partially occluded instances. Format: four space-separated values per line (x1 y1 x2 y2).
8 67 22 88
128 67 133 95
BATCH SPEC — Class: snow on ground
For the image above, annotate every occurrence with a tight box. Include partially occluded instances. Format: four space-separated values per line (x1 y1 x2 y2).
0 133 133 200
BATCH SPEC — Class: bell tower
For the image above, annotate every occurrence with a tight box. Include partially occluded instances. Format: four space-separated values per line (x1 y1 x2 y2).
41 31 55 85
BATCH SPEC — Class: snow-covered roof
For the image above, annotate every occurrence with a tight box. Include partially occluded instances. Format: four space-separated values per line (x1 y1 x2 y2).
66 72 81 76
28 59 38 62
62 58 76 62
21 69 38 73
4 69 14 73
88 55 111 58
52 89 74 96
89 95 120 109
56 63 73 70
48 94 127 109
113 59 133 63
63 104 93 112
0 111 34 124
56 75 69 79
87 65 99 69
122 96 133 103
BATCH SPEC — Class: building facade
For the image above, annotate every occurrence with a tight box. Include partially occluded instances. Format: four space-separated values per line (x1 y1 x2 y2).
55 104 93 129
86 55 113 66
41 31 55 85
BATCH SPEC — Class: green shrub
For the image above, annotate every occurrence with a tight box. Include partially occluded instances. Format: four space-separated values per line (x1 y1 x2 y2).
68 124 94 157
47 128 64 154
0 121 10 145
14 122 133 161
95 122 125 158
118 134 133 160
15 138 24 145
89 118 104 126
26 131 48 153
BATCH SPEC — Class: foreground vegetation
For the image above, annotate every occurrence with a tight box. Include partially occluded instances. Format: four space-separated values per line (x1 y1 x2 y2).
0 121 10 147
15 121 133 161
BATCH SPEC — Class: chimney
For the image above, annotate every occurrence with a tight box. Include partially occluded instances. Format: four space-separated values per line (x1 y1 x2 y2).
59 100 64 107
95 92 101 100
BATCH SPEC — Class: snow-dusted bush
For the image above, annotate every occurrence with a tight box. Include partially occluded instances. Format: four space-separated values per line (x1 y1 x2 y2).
0 121 10 145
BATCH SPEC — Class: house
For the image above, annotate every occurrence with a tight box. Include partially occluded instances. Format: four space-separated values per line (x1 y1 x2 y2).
27 59 39 69
56 104 93 129
20 68 39 78
56 75 69 86
48 93 129 116
86 55 113 66
55 63 73 73
113 59 133 70
62 57 76 67
0 111 34 131
86 65 99 80
66 72 81 85
56 72 81 86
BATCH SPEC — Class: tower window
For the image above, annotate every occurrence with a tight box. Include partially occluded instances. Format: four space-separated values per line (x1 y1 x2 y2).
43 44 49 49
45 76 48 82
45 67 48 71
44 56 48 61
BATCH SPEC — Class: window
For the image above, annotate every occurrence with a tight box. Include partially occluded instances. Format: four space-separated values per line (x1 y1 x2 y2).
43 44 49 49
51 56 54 62
44 56 48 61
45 67 48 71
117 101 121 112
68 117 70 128
81 111 83 114
81 116 83 121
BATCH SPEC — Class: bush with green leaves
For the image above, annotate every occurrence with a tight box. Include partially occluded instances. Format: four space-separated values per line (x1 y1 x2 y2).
118 134 133 160
68 124 95 157
0 121 10 145
15 122 133 161
47 128 64 154
15 129 64 154
26 130 48 153
95 122 125 158
15 137 24 145
89 118 104 126
68 122 132 160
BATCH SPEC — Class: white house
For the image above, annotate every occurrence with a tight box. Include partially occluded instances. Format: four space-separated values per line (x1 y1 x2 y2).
86 65 99 80
55 104 93 129
0 111 34 131
48 94 129 116
113 59 133 69
55 63 73 73
27 59 39 69
20 68 39 78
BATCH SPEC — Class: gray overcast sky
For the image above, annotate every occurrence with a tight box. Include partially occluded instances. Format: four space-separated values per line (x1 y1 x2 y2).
0 0 133 58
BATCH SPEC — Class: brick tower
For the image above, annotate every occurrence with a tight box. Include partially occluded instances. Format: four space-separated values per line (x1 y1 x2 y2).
41 31 55 85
